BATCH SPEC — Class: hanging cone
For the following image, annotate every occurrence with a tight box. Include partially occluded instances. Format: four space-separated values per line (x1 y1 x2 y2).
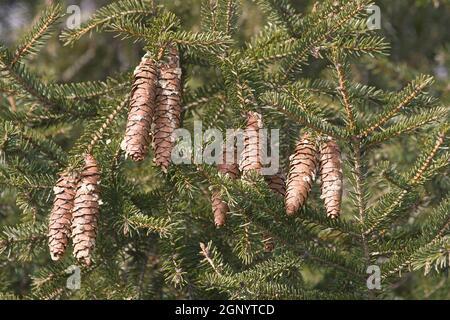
262 232 275 253
285 133 318 215
153 45 183 172
211 191 229 227
217 144 240 179
266 171 286 197
239 111 263 176
319 137 343 219
71 154 101 266
123 53 158 161
211 145 240 227
48 172 78 261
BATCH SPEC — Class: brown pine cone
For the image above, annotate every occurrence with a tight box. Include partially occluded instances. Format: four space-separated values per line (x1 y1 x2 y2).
262 232 275 253
266 171 286 197
153 45 183 172
218 144 240 179
239 111 264 176
123 53 158 162
72 154 101 266
211 145 240 227
48 172 78 261
319 137 343 219
285 134 318 215
211 191 229 227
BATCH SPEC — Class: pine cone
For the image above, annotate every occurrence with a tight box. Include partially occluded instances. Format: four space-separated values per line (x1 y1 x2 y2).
262 232 275 253
72 154 101 266
48 172 78 261
262 171 285 252
319 137 343 219
211 145 240 227
239 111 263 175
124 53 158 162
285 134 318 215
211 191 229 227
153 45 183 172
218 144 240 179
266 171 286 197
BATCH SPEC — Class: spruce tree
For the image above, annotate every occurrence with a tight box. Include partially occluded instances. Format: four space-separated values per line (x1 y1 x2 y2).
0 0 449 300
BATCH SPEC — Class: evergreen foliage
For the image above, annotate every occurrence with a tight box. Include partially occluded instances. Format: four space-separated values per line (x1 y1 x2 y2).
0 0 448 300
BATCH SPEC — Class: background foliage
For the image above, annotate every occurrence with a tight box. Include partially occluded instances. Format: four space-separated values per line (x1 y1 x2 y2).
0 0 449 300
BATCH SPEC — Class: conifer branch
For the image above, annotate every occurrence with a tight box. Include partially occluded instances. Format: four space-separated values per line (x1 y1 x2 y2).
87 98 129 154
200 242 223 276
364 126 448 235
60 0 156 46
183 92 224 111
280 0 371 82
52 73 131 101
125 211 176 238
261 91 346 138
0 0 449 300
410 129 447 184
0 47 58 109
365 106 447 146
330 34 389 57
11 3 62 66
350 139 374 298
334 59 357 131
382 234 450 280
252 0 302 37
0 223 47 258
162 31 232 56
359 75 434 138
0 120 67 166
225 0 238 35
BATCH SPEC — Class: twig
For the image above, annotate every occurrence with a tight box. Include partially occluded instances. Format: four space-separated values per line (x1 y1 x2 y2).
199 242 222 276
87 98 129 154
